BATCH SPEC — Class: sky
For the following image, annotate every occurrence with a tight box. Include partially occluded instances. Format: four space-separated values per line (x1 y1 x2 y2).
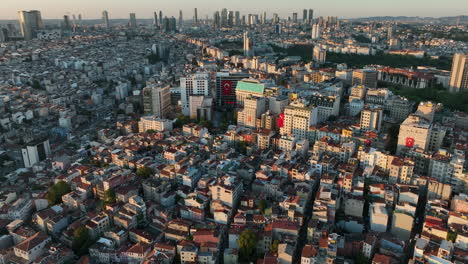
1 0 467 20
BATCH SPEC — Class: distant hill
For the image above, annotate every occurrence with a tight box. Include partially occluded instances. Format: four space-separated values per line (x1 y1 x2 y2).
348 15 468 24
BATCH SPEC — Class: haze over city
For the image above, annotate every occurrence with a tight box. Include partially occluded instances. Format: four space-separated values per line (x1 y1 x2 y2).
0 0 467 19
0 1 468 264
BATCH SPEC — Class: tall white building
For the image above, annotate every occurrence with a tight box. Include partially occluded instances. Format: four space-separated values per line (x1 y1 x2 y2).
243 31 253 56
280 101 318 139
22 139 51 168
102 11 110 29
180 72 211 116
449 53 468 93
237 97 266 128
142 83 171 118
360 105 383 132
311 24 321 40
129 13 137 28
313 46 326 64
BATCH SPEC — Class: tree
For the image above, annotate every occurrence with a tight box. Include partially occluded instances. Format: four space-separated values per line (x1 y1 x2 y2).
72 226 94 256
258 200 267 214
198 117 212 129
447 231 457 242
174 113 191 128
238 229 258 261
235 141 248 155
137 166 153 178
103 188 116 205
31 79 44 90
386 124 400 155
269 240 279 253
354 252 369 264
46 181 71 205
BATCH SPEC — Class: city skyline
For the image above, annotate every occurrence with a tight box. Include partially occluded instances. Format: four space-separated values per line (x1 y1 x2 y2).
0 0 467 20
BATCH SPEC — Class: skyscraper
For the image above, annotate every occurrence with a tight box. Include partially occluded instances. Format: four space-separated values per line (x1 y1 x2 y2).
18 10 44 40
129 13 137 28
273 13 279 24
388 26 394 40
449 53 468 93
63 15 71 30
292 13 298 23
153 12 158 27
303 9 307 22
194 8 198 24
221 9 228 27
235 11 240 26
213 11 220 28
243 31 253 57
159 11 163 26
102 10 110 29
308 9 314 23
179 10 183 28
228 11 234 27
262 11 267 24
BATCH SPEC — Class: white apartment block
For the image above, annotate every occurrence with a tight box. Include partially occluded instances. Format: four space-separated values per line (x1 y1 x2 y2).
180 72 210 116
280 102 318 140
138 116 173 132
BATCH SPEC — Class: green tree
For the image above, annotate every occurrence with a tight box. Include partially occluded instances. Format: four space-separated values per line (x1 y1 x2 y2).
72 226 94 256
137 166 153 178
386 124 400 155
447 231 458 242
238 229 258 261
354 252 369 264
258 200 267 214
103 188 116 205
269 240 279 253
235 141 248 155
31 79 44 90
46 181 71 205
198 117 212 129
174 113 191 128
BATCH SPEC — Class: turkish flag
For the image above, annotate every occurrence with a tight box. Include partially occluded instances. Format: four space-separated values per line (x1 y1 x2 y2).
222 80 232 96
277 113 285 128
406 137 415 148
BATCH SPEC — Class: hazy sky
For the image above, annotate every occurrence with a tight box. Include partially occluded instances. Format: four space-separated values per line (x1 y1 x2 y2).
1 0 467 19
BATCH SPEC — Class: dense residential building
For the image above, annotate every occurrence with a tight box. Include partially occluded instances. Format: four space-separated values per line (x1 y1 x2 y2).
352 69 378 88
0 5 466 264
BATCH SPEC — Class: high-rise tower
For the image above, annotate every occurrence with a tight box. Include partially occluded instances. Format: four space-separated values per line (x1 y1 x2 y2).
102 10 110 29
449 53 468 93
18 10 44 40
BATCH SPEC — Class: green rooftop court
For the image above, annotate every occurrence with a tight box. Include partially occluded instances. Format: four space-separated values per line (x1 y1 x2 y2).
236 80 265 94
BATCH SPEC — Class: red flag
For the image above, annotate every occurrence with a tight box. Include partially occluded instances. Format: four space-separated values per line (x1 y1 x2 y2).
277 113 285 128
221 80 232 96
406 137 415 148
